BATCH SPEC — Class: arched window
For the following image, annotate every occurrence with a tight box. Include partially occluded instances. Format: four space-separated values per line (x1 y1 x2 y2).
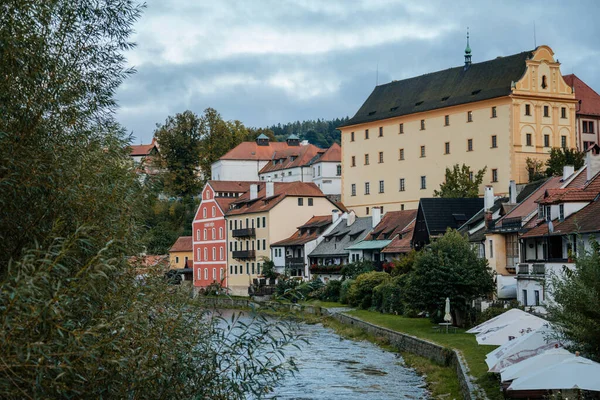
197 248 201 261
203 229 207 240
220 247 224 260
219 227 224 239
204 268 208 280
220 268 224 280
202 207 207 218
196 229 200 241
204 248 207 261
212 206 216 217
212 268 216 281
212 247 216 260
212 228 216 239
541 75 547 89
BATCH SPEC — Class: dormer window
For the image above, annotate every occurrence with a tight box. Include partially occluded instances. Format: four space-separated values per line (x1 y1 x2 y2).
538 204 545 219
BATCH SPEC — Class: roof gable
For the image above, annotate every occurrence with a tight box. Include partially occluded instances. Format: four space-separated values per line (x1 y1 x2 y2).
563 74 600 117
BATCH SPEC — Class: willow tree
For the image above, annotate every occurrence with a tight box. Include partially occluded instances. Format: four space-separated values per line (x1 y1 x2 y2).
0 1 299 397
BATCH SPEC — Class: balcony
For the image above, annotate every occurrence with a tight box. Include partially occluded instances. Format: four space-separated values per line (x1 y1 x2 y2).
517 263 548 278
232 250 256 260
232 228 256 238
285 257 305 267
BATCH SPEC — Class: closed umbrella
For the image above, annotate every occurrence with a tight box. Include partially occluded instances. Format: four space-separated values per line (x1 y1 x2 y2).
500 348 574 382
443 297 452 333
508 356 600 392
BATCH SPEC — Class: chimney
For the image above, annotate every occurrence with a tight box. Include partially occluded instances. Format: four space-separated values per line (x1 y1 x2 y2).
346 210 356 227
371 206 382 228
509 180 517 204
562 165 574 181
484 185 494 211
331 209 340 224
250 184 258 200
266 181 274 198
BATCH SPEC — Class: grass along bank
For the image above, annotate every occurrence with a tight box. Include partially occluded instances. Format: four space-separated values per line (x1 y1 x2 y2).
347 310 501 400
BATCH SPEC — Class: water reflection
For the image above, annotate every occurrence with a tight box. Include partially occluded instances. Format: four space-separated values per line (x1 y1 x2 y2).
218 310 427 399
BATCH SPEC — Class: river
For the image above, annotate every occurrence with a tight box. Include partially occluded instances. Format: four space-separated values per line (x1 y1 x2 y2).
220 310 428 399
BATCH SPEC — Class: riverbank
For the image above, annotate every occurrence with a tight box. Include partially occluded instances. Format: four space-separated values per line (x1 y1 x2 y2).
198 296 488 399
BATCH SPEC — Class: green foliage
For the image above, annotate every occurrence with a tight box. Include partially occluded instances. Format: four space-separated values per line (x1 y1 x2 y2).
339 279 354 304
546 239 600 361
405 229 494 325
372 276 407 314
545 147 585 177
346 271 390 309
266 118 349 147
310 279 342 302
433 164 487 198
155 110 203 197
390 251 418 276
341 260 375 280
261 257 278 279
525 157 546 182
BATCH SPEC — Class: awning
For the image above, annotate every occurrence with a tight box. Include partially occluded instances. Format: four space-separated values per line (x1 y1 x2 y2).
345 239 392 251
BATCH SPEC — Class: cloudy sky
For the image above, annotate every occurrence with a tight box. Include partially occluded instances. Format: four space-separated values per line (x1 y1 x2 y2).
116 0 600 143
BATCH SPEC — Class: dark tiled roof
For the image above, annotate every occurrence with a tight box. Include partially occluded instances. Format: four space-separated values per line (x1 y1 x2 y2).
342 50 533 127
170 236 192 252
517 179 548 203
308 216 372 258
419 198 484 236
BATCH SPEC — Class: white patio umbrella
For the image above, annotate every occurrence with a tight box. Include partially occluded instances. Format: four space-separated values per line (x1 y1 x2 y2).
468 308 527 334
486 324 560 372
476 313 546 346
442 297 452 333
500 348 574 382
508 356 600 392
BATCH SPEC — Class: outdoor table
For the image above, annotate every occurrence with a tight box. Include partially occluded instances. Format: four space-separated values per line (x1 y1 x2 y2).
439 322 452 333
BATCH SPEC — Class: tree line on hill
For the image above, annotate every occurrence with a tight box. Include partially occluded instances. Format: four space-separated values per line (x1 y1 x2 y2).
265 117 349 148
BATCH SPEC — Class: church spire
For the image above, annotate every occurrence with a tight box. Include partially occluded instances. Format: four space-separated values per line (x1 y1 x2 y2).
464 27 472 69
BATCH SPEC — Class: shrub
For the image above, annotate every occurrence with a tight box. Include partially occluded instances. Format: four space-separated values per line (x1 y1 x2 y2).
339 279 354 304
309 279 342 302
372 276 407 314
347 271 390 309
341 260 374 280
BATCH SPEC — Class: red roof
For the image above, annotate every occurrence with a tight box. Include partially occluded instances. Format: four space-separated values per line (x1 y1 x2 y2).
271 215 333 246
208 180 258 193
382 220 416 254
259 144 323 174
369 210 417 240
563 74 600 117
538 171 600 204
170 236 193 252
129 139 158 156
314 143 341 163
226 182 330 216
219 141 293 161
522 199 600 238
215 197 237 213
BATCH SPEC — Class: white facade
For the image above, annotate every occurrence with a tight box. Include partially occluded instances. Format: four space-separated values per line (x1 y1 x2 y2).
259 166 313 183
211 159 269 181
311 161 342 195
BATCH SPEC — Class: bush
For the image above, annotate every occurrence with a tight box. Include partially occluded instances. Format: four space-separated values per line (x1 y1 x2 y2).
339 279 354 304
347 271 390 309
309 279 342 302
342 260 374 280
372 276 408 314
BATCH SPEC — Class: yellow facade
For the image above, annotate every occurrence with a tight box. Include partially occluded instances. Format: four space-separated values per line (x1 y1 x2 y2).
169 251 193 270
226 196 339 296
341 46 577 216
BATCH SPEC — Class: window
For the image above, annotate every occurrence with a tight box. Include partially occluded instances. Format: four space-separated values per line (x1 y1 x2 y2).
399 178 405 192
308 198 313 206
204 268 208 280
262 239 266 250
297 198 303 206
229 242 232 251
364 154 369 165
541 75 547 89
203 248 208 262
220 268 224 281
583 121 595 133
365 129 369 139
492 169 498 183
212 268 216 281
220 247 224 260
444 142 450 154
522 290 528 306
401 204 405 210
203 229 207 240
262 217 266 227
420 119 425 130
317 165 321 176
420 176 426 189
230 265 233 275
559 204 565 221
399 148 405 160
584 141 593 150
489 240 494 258
351 184 356 196
351 156 356 167
175 256 179 264
467 139 473 151
197 248 201 261
212 247 216 260
365 182 370 195
234 220 238 230
378 152 384 163
544 134 550 147
491 106 497 118
351 131 355 141
469 171 474 181
365 207 369 215
543 105 549 117
399 123 404 134
336 164 341 176
444 115 449 126
212 228 216 239
379 180 384 193
526 133 532 146
196 229 200 241
420 146 426 157
256 217 260 229
525 104 531 116
202 208 207 218
467 111 473 122
379 127 383 137
534 290 540 306
561 107 567 119
561 136 567 148
491 135 497 148
229 220 233 230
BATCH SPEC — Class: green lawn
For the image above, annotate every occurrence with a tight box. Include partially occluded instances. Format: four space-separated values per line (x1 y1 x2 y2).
301 299 346 308
347 310 502 400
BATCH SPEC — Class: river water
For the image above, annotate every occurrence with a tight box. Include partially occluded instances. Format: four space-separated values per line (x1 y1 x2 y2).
221 310 428 399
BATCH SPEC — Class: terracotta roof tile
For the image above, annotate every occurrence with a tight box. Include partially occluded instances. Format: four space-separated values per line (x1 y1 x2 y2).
313 143 341 163
369 210 417 240
219 141 293 161
382 220 416 254
170 236 193 252
208 180 259 193
522 200 600 238
259 144 323 174
563 74 600 117
129 139 158 156
271 215 333 246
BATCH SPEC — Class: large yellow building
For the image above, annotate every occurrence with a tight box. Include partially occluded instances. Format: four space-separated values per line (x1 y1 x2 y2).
340 45 577 216
224 181 342 296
